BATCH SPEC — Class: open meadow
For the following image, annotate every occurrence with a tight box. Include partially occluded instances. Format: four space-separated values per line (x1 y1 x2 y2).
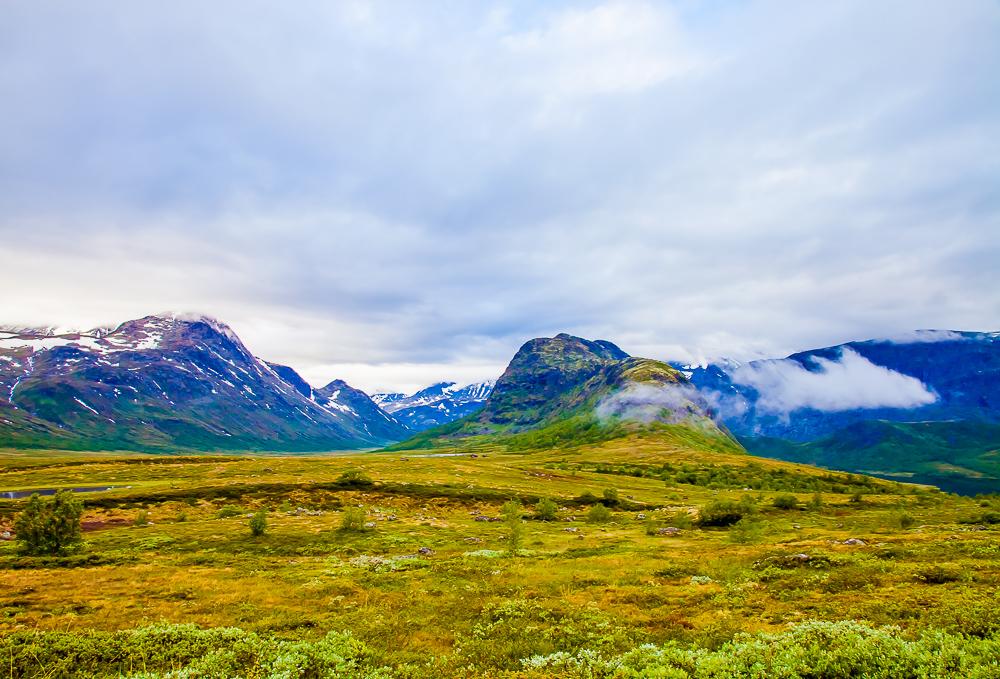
2 436 999 677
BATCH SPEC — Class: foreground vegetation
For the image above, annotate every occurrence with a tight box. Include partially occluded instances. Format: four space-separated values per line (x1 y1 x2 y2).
1 437 999 677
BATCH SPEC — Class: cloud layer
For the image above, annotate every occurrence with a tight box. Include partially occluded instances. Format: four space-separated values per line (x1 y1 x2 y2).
731 349 938 414
1 1 998 392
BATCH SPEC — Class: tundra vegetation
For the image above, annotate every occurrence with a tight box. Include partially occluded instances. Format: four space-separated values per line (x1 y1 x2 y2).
0 437 998 678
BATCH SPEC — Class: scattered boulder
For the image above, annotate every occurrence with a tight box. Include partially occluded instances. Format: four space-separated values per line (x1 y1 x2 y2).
563 527 581 533
843 538 867 546
635 513 647 520
417 547 435 556
656 527 681 536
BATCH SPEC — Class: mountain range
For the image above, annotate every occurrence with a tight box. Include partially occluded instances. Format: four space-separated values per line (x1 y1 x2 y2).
1 313 997 494
372 380 494 431
680 331 1000 493
0 315 407 451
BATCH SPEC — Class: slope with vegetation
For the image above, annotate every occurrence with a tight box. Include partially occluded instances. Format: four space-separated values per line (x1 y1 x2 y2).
0 444 998 677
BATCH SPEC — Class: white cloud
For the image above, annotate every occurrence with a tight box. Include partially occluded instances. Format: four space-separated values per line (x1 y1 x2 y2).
877 329 968 344
730 349 938 414
0 1 998 392
595 382 704 423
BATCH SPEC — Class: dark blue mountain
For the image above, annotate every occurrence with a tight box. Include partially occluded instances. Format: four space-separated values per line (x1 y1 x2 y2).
681 331 1000 493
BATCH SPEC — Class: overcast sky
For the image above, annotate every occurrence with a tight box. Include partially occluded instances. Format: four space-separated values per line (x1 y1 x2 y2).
1 1 998 394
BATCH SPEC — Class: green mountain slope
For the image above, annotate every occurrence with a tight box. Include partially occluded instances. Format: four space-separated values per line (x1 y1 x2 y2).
743 420 1000 495
389 333 742 453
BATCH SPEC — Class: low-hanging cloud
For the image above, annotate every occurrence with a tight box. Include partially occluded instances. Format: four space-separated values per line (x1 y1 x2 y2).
595 382 706 424
877 329 968 344
730 349 938 414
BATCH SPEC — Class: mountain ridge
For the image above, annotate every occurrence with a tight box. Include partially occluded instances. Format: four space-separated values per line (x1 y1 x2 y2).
0 314 404 451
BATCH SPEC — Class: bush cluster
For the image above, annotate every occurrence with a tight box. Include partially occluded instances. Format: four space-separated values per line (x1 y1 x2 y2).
14 490 83 556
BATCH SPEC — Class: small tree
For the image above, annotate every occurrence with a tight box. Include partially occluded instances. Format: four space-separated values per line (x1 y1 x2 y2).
729 517 764 544
250 508 268 537
14 490 83 556
587 504 613 523
337 470 373 488
505 506 525 557
534 498 558 521
772 494 799 510
340 507 367 532
602 488 620 506
808 492 824 511
134 509 149 527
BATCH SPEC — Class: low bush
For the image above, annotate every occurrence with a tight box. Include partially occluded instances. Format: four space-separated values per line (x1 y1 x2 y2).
602 488 619 506
534 497 558 521
517 620 1000 678
13 490 83 556
772 494 799 510
587 504 613 523
340 507 368 533
0 624 380 678
915 565 963 584
337 469 374 488
249 508 267 537
698 496 756 527
216 504 243 519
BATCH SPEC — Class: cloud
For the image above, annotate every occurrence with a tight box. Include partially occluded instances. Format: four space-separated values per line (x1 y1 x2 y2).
595 382 707 424
730 349 938 414
0 1 998 392
877 330 969 344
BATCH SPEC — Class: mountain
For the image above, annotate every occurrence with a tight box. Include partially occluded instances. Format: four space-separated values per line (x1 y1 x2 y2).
391 333 742 453
682 330 1000 493
0 314 407 452
373 380 495 431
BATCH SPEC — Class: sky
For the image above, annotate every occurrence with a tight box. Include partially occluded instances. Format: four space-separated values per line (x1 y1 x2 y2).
1 1 998 395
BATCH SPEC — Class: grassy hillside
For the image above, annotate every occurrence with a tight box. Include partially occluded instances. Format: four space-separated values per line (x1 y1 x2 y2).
744 420 1000 495
1 440 998 676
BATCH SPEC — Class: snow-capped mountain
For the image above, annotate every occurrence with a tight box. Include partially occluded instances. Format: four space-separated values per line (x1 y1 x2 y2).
372 380 496 431
0 314 407 451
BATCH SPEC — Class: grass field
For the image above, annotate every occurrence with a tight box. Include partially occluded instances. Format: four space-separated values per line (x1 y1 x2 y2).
1 437 999 677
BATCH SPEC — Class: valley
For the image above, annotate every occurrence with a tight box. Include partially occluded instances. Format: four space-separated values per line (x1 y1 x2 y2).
1 438 998 676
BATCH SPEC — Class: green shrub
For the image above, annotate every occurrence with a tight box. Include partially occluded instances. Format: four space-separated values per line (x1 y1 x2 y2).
0 624 379 678
915 565 962 584
698 497 756 527
576 491 600 505
602 488 620 506
517 620 1000 677
337 469 374 488
217 504 243 519
174 512 188 523
729 517 764 544
249 509 267 537
663 510 693 529
340 507 368 532
896 512 916 529
13 490 83 556
772 494 799 510
587 504 613 523
534 497 558 521
134 509 149 527
808 492 824 510
501 499 523 522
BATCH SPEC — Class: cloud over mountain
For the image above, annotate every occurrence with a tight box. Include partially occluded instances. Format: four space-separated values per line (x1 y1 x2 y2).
730 349 938 414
